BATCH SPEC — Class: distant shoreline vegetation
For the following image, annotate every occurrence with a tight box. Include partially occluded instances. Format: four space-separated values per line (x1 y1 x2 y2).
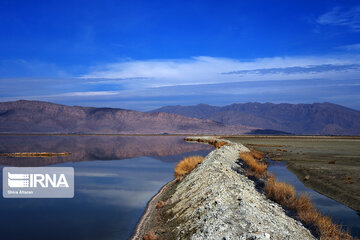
0 152 71 158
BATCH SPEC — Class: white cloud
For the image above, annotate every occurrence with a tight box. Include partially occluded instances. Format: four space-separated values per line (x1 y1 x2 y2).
337 43 360 51
80 55 360 89
58 91 120 97
3 55 360 111
317 6 360 31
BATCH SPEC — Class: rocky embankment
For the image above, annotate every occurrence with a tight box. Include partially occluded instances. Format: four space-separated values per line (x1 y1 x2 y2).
132 137 316 240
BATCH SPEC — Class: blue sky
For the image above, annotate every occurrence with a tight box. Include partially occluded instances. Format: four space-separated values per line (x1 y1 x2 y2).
1 0 360 110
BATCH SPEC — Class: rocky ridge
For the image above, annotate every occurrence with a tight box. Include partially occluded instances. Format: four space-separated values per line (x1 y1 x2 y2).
134 137 316 240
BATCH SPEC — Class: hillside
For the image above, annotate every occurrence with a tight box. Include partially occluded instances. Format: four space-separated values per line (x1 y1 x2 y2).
150 102 360 135
0 100 253 134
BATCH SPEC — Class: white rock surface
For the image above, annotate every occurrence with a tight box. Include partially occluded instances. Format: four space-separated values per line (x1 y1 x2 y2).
168 137 316 240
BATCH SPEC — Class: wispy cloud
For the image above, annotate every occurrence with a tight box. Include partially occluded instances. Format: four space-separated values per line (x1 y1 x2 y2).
81 55 360 88
317 6 360 31
337 43 360 51
2 55 360 110
57 91 120 97
0 59 70 78
222 64 360 75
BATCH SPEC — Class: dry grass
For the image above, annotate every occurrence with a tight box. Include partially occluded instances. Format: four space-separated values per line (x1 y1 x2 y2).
184 137 229 149
265 176 296 206
248 147 266 159
184 138 354 239
155 201 166 209
142 231 158 240
174 156 204 179
0 152 71 157
264 175 352 239
239 152 267 178
238 145 352 239
208 139 229 148
215 141 229 148
291 193 314 212
298 209 352 240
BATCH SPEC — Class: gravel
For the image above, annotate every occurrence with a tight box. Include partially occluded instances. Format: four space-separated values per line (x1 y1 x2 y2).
166 136 316 240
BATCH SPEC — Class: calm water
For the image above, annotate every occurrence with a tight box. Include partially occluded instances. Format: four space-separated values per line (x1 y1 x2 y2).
1 136 359 239
267 159 360 238
0 136 212 240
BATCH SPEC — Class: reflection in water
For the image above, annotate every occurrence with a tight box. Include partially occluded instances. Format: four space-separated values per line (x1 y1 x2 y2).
0 136 212 240
267 160 360 238
0 135 212 166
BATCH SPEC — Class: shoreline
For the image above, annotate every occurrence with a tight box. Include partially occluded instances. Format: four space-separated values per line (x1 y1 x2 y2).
0 133 360 139
226 136 360 212
130 179 176 240
131 136 319 239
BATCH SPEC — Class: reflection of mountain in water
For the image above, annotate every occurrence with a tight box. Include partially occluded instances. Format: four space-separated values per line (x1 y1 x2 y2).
0 136 212 167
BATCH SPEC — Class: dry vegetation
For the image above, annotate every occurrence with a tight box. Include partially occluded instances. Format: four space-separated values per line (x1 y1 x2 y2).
155 201 166 209
208 139 229 148
0 152 71 157
184 137 229 149
183 138 354 239
174 156 204 180
142 231 158 240
239 149 353 240
239 152 267 178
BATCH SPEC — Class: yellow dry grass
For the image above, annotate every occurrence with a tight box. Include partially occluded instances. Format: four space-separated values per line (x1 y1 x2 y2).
239 152 267 178
239 146 352 239
208 139 229 148
264 176 352 239
0 152 71 157
155 201 166 209
174 156 204 178
265 176 296 206
142 231 158 240
184 138 353 239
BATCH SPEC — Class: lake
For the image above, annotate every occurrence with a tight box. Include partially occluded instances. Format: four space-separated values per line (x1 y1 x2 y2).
0 135 212 240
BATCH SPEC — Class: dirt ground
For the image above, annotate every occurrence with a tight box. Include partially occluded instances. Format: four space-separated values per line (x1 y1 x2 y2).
226 136 360 213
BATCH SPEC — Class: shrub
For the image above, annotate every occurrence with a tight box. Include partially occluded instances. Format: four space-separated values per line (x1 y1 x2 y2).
215 141 229 148
248 147 265 159
291 193 313 212
155 201 166 209
265 176 352 240
297 208 320 224
142 231 158 240
174 156 204 178
264 176 296 206
239 152 267 178
207 139 229 148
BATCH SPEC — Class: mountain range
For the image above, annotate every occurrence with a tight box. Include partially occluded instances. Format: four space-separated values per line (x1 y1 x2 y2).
1 100 359 135
0 100 253 134
150 102 360 135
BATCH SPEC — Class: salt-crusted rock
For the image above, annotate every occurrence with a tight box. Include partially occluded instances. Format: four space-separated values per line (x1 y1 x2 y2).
167 137 316 240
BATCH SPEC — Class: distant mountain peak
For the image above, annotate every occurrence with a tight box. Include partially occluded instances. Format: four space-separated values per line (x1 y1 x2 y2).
0 100 254 134
150 102 360 135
